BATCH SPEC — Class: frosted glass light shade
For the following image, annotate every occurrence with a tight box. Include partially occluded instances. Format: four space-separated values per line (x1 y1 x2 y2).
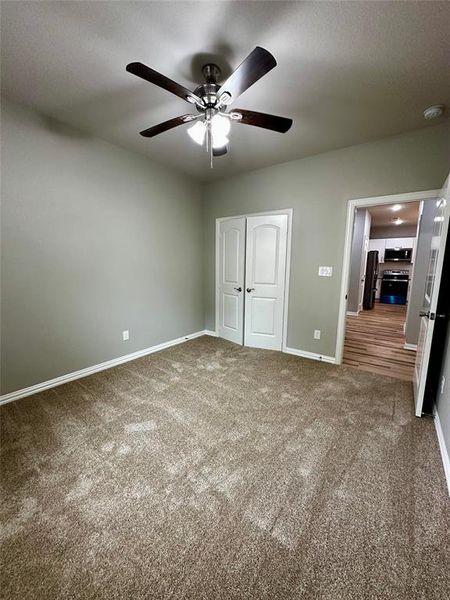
212 135 229 149
187 121 206 145
211 114 231 138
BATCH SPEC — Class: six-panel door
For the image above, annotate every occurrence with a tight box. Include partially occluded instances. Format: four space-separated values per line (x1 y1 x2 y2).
244 214 288 350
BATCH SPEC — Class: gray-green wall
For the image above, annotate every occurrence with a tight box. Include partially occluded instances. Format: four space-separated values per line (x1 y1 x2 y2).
370 224 418 238
202 123 450 357
2 99 449 401
1 100 203 394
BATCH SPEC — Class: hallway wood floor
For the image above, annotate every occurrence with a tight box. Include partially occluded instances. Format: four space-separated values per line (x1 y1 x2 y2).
343 302 416 381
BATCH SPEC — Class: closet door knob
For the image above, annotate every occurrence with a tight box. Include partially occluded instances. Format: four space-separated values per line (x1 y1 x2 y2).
234 287 242 292
246 287 255 293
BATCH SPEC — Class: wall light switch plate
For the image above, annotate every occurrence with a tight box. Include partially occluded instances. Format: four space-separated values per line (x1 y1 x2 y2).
122 330 129 341
314 329 321 340
318 266 333 277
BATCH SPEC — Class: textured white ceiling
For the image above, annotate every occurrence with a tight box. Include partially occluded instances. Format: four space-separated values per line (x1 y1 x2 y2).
369 202 420 227
1 1 449 182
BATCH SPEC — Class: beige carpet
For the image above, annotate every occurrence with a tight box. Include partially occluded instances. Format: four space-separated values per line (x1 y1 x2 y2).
1 336 449 599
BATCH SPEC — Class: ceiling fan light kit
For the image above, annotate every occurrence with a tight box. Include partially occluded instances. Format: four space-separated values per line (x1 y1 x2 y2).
187 121 206 145
126 47 293 168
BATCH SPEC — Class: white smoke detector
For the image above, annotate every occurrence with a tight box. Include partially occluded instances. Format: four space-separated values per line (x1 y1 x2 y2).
423 104 445 120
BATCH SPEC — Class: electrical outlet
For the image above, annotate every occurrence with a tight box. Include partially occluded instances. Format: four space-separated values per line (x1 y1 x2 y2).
441 376 446 395
314 329 321 340
318 266 333 277
122 330 129 341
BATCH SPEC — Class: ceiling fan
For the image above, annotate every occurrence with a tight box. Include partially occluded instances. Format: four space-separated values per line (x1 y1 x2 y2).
126 47 293 167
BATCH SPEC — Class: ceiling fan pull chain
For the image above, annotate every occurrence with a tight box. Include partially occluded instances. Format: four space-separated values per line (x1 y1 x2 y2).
208 125 213 168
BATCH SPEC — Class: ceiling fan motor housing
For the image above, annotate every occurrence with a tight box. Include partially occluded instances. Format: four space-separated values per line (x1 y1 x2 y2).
192 64 224 111
193 82 221 111
201 63 221 84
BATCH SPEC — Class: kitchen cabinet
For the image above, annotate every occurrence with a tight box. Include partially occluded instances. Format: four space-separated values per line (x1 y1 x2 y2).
369 237 416 264
368 238 386 262
384 237 415 249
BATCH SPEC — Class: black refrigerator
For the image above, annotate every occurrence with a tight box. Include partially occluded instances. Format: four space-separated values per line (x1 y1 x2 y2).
363 251 379 310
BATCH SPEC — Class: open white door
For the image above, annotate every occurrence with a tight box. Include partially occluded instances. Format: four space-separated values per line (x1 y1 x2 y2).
414 176 450 416
358 236 369 312
244 214 288 350
358 212 371 312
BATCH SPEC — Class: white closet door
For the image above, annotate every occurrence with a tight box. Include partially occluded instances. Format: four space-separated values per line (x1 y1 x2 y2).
218 218 245 344
244 214 288 350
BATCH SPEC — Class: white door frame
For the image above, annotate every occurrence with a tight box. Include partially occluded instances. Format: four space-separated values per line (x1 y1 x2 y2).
335 189 440 365
215 208 293 351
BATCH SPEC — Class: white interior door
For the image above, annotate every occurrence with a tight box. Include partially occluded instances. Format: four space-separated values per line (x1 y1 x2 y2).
358 236 369 311
244 214 288 350
218 218 245 344
358 211 371 311
414 176 449 416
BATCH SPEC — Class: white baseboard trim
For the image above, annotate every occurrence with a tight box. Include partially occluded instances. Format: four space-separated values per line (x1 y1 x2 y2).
204 330 218 337
403 343 417 351
434 409 450 497
346 311 359 317
283 346 336 364
0 330 207 406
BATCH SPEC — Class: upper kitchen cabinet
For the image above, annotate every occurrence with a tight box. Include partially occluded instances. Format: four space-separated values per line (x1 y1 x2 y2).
384 237 415 249
369 237 417 263
368 238 386 262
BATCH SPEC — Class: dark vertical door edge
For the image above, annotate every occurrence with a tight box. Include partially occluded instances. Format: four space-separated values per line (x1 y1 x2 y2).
422 231 450 414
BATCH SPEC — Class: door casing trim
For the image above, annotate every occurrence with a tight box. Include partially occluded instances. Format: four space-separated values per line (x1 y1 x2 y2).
215 208 293 351
336 189 440 366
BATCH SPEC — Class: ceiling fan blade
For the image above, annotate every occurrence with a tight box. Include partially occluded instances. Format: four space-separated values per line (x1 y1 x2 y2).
127 62 203 106
217 47 276 105
213 145 228 157
140 115 196 138
232 109 293 133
